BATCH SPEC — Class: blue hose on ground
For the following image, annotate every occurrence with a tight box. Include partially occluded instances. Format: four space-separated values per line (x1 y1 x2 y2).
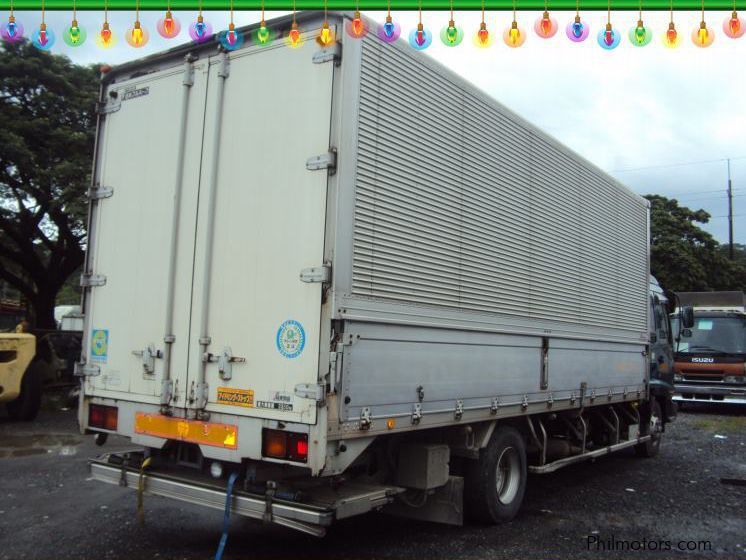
215 472 239 560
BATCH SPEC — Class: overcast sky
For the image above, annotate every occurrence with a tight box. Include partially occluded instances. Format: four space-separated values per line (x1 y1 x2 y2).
12 9 745 244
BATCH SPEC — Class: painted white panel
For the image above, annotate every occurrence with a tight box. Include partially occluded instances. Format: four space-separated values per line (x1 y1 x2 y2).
86 63 209 405
187 40 334 424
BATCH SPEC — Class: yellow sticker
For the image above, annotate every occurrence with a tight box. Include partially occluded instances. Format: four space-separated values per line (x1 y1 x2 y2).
217 387 254 408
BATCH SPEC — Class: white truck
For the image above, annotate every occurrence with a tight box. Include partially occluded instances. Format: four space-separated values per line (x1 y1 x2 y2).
80 11 663 537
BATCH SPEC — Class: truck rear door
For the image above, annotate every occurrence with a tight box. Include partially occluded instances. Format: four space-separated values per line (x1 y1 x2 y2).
85 60 209 406
185 43 334 425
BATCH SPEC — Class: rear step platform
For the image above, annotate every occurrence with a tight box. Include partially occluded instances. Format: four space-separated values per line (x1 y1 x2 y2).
89 453 404 536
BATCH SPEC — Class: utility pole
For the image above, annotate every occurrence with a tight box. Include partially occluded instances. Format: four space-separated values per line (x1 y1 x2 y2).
727 158 734 260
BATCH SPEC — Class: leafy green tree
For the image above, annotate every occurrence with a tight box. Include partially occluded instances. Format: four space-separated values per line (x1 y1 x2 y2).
0 40 99 328
646 195 746 295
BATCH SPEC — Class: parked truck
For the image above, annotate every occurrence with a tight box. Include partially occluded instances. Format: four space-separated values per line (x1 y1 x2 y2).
80 12 667 536
672 291 746 406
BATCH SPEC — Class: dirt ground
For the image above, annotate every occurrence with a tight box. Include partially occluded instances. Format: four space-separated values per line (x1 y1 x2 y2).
1 396 744 560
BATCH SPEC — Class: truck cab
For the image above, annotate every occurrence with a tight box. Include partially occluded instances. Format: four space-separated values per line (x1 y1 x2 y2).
671 292 746 405
649 277 676 421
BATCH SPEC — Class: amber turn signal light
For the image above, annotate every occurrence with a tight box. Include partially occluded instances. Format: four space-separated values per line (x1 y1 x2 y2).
262 428 308 463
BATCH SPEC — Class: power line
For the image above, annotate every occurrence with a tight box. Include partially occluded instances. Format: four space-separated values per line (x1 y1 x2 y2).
613 155 746 173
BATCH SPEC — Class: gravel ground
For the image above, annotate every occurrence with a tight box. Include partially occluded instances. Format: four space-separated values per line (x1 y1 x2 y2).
1 397 745 560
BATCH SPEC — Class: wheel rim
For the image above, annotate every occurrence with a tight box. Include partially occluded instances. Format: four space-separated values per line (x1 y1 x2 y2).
495 446 521 505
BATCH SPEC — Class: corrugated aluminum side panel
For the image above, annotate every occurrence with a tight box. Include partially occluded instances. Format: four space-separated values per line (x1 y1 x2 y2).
351 36 647 336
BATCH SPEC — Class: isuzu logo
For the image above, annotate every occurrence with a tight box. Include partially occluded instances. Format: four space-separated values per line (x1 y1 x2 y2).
691 357 715 363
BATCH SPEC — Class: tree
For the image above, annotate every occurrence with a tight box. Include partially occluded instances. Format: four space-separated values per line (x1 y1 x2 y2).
0 40 99 328
646 195 746 296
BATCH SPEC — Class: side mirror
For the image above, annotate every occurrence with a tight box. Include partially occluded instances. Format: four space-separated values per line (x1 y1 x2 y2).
681 328 693 338
650 333 657 343
681 306 694 329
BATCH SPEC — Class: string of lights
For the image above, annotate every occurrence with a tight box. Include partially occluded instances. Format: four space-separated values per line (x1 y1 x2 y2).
2 2 743 49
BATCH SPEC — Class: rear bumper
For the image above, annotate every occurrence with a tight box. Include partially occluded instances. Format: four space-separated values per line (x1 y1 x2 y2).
88 452 404 536
674 384 746 405
90 453 332 536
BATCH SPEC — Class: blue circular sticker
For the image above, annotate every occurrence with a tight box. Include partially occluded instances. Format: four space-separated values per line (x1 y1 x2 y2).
276 320 306 359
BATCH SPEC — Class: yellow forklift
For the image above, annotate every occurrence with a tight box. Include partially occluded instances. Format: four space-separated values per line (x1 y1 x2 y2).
0 333 41 420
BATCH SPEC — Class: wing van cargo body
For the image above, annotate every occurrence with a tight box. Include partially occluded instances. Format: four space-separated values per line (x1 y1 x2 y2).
79 12 665 536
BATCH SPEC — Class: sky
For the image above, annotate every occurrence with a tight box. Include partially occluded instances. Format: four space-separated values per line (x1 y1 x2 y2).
10 8 746 244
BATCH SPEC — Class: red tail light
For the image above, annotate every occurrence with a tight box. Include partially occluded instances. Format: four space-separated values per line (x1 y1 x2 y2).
262 429 308 463
89 404 118 431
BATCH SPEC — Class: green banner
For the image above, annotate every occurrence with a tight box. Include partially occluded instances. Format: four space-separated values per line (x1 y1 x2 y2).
6 0 738 9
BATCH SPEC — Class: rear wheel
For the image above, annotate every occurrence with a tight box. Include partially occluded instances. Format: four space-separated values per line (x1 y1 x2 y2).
6 363 42 421
465 425 527 524
635 399 662 458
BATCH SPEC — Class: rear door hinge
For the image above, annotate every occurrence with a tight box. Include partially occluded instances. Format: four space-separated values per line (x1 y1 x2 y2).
360 407 372 430
295 383 325 403
88 184 114 200
96 98 121 115
75 361 101 377
328 349 343 393
306 149 337 174
160 380 174 406
80 273 107 288
300 265 331 284
312 42 341 65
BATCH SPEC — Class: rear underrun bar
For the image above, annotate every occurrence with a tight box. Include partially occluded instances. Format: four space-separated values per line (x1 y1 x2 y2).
8 1 740 10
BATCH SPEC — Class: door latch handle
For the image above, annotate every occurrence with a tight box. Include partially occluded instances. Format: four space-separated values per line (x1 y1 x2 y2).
203 347 246 381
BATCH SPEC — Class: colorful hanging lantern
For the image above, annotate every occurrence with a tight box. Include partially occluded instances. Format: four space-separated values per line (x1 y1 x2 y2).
96 21 117 48
692 20 714 46
255 22 272 44
378 14 401 43
95 0 116 48
503 20 526 47
566 0 589 42
286 1 303 48
126 20 149 47
661 0 679 47
440 20 464 46
566 15 589 42
663 21 679 47
629 20 652 46
692 0 715 47
286 20 303 48
440 2 464 46
1 2 24 44
32 22 55 50
474 22 493 47
597 23 621 49
253 1 273 45
723 10 744 38
346 9 368 38
316 20 335 47
409 22 432 50
219 23 243 50
534 10 558 38
472 1 492 47
63 0 87 48
189 9 212 43
157 9 181 39
218 0 242 49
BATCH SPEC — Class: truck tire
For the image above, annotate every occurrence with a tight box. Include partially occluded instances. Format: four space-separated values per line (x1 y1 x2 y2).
635 399 662 458
6 363 42 421
465 425 527 524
